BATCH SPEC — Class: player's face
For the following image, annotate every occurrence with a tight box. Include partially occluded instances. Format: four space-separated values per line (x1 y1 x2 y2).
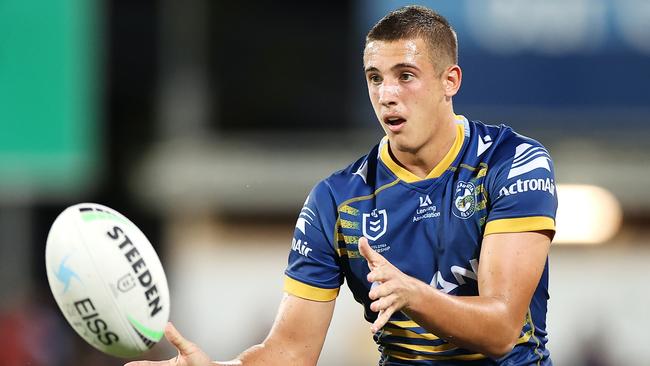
363 38 451 154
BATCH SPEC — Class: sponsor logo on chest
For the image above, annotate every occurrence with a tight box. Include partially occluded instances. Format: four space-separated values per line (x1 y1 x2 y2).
413 194 441 222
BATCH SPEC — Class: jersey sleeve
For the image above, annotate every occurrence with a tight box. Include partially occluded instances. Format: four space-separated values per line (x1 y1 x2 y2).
484 139 558 236
283 180 343 301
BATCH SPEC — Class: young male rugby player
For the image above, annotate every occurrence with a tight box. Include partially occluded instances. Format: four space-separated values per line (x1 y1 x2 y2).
128 5 557 366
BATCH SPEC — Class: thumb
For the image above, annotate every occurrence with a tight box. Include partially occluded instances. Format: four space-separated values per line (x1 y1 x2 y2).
358 237 383 267
165 322 196 356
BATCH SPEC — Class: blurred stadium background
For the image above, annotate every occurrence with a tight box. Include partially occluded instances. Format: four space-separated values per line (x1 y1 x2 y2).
1 0 649 365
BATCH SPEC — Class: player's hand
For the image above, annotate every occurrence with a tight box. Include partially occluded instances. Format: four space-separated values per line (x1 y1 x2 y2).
358 237 419 334
124 322 213 366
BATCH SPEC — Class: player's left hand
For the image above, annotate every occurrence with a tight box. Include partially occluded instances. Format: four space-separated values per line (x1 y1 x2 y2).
124 322 213 366
358 237 419 333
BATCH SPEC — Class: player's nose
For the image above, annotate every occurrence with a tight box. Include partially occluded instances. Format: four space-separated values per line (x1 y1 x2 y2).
378 83 400 107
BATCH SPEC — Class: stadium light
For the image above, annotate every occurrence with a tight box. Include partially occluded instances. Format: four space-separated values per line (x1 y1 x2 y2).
554 184 622 245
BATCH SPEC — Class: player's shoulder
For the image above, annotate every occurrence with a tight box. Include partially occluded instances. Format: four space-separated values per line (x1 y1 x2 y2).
309 143 381 208
467 119 553 171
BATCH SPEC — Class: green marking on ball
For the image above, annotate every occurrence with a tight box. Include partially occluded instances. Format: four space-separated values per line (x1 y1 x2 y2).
127 315 164 341
81 211 127 224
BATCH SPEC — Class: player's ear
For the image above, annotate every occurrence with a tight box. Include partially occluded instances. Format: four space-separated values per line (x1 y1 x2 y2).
443 65 462 98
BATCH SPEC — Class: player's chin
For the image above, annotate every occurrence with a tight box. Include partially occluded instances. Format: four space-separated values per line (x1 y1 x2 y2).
388 135 416 152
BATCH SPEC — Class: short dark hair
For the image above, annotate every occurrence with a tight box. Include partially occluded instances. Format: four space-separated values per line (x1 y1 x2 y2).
366 5 458 73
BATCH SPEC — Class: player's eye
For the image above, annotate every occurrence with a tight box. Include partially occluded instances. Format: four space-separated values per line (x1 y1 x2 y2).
400 72 414 82
368 74 382 85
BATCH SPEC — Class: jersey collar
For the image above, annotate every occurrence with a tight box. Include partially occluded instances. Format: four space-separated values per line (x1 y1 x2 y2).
379 115 466 183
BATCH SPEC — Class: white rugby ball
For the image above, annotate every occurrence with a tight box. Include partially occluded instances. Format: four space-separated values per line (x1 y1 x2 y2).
45 203 170 358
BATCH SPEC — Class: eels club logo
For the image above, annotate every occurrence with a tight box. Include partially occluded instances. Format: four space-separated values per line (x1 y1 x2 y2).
452 181 477 219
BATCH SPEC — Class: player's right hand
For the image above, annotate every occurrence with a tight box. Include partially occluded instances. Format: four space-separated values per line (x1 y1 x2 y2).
359 237 419 334
124 322 213 366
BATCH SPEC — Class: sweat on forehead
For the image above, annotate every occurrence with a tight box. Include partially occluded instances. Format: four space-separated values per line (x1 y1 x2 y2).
363 39 441 73
364 39 422 57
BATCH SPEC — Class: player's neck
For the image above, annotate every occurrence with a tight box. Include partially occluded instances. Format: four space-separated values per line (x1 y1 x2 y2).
388 114 458 179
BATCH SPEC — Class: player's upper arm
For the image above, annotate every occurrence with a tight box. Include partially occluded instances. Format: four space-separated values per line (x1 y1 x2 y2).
284 180 343 300
258 293 335 366
484 137 557 236
478 230 552 347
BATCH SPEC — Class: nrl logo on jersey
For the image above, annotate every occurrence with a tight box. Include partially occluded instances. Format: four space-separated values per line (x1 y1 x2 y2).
362 209 388 241
452 181 477 219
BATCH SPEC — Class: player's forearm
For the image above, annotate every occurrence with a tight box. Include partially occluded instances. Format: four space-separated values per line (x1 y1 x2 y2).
210 344 263 366
211 294 330 366
212 341 316 366
403 279 522 359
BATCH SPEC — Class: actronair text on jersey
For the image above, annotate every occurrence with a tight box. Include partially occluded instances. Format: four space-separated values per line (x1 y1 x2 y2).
498 178 555 197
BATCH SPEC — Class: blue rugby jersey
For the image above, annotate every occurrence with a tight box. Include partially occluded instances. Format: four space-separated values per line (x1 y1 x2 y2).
284 116 557 365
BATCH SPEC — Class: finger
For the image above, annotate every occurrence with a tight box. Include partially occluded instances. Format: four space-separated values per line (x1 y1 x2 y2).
371 305 396 333
369 281 392 301
370 293 398 313
367 268 388 284
165 322 197 356
358 237 384 267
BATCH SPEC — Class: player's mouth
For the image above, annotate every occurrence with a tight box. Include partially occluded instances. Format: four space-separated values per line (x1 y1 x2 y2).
383 115 407 132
